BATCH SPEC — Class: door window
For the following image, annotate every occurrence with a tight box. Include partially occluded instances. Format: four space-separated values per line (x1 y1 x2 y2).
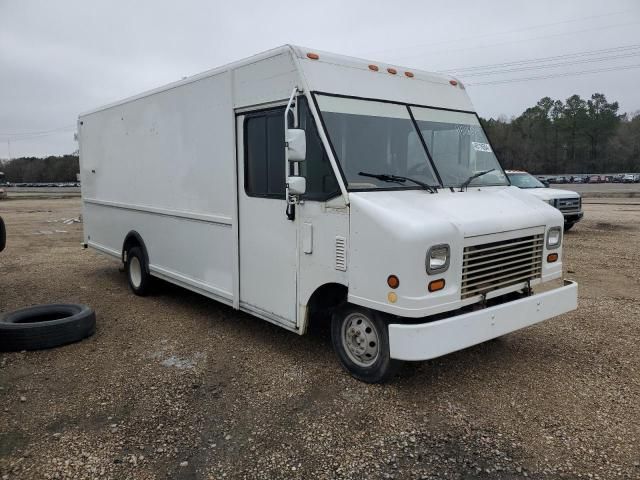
243 101 340 200
244 109 286 198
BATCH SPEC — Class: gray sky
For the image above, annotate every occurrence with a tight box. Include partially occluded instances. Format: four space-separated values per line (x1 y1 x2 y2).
1 0 639 158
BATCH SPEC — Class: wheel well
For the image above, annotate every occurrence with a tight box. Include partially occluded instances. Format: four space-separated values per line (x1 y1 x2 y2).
122 231 150 272
304 283 348 331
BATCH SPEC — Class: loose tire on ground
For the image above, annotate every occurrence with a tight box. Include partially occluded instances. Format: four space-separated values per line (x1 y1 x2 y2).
0 216 5 252
125 246 152 296
0 304 96 352
331 304 402 383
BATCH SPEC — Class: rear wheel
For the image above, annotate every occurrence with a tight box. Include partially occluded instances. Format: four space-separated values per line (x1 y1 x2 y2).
331 305 402 383
126 246 152 296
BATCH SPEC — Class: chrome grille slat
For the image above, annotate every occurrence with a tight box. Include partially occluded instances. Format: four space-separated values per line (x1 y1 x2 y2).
462 259 542 283
463 248 543 270
463 237 543 256
461 233 544 299
462 266 542 290
463 244 543 265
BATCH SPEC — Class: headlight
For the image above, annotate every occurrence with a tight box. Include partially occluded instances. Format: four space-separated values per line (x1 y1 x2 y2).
546 227 562 249
426 244 450 274
545 199 556 206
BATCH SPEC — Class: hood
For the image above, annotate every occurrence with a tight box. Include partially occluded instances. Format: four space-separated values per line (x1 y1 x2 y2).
349 186 562 238
522 187 580 201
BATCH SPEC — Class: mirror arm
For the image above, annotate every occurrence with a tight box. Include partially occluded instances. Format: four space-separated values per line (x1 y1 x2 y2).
284 87 299 220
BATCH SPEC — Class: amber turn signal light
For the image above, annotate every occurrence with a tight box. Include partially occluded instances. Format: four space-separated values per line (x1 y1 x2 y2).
387 68 397 75
306 52 319 60
428 279 445 292
368 64 379 71
547 253 558 263
387 275 400 289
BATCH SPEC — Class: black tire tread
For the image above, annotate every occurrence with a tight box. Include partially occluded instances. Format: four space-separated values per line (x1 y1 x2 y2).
0 304 95 352
331 304 402 383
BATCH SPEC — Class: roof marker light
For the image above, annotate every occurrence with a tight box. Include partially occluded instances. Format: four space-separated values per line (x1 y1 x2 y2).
449 79 458 86
368 64 379 72
306 52 319 60
387 68 397 75
404 71 414 78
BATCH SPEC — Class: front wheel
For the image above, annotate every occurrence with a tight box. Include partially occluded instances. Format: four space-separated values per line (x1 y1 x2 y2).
331 305 402 383
564 222 575 232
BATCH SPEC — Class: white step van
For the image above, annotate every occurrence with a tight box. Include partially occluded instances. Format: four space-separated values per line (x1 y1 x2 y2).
79 45 578 382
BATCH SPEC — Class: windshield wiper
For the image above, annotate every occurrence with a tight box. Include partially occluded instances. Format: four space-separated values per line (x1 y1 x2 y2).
459 168 495 192
359 172 438 194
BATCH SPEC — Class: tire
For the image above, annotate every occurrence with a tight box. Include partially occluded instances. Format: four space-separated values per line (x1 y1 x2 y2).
125 246 152 296
564 222 575 232
331 304 402 383
0 216 5 253
0 304 96 352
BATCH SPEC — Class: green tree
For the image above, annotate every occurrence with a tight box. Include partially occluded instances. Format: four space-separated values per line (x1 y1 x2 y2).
560 95 588 172
584 93 620 172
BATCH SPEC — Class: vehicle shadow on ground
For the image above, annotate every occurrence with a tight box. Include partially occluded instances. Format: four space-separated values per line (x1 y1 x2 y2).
96 266 574 389
168 278 565 388
151 276 334 351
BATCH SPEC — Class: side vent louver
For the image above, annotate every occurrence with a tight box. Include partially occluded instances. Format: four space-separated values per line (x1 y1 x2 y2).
335 236 347 271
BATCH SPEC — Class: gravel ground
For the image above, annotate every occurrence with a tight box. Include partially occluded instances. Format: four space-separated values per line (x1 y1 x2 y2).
0 198 639 480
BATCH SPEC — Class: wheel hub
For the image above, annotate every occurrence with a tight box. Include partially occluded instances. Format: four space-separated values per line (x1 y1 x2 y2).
342 313 380 367
129 256 142 288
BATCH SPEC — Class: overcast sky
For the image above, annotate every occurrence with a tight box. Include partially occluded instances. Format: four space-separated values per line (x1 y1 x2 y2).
1 0 639 158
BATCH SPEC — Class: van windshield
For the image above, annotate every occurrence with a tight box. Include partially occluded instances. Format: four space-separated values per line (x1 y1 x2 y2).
315 95 439 190
316 94 508 190
410 106 508 188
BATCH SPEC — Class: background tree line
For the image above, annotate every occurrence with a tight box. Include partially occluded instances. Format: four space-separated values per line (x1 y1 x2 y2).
0 154 79 183
481 93 640 174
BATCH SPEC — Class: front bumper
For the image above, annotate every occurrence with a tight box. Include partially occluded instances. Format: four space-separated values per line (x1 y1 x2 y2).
563 211 583 223
388 280 578 361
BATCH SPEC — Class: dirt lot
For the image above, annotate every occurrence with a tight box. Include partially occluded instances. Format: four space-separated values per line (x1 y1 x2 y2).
1 198 639 480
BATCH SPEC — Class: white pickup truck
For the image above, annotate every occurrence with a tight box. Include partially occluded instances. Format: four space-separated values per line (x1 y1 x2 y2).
507 171 583 231
79 45 578 382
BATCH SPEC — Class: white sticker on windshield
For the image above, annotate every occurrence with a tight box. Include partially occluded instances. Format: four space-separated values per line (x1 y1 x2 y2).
472 142 492 153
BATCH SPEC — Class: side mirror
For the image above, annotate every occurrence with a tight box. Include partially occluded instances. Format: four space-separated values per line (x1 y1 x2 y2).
287 176 306 196
286 129 306 162
543 181 550 188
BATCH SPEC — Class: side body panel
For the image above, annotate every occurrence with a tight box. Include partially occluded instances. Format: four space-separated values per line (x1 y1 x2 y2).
296 200 349 331
80 71 237 303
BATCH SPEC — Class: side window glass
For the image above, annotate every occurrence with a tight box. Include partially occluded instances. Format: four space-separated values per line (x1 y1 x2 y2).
244 109 285 197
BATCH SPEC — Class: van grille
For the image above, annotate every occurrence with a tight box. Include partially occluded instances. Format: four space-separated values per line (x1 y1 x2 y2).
461 234 544 299
557 197 581 213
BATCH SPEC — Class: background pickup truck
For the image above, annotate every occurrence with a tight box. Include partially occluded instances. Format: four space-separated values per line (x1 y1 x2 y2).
506 170 584 231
